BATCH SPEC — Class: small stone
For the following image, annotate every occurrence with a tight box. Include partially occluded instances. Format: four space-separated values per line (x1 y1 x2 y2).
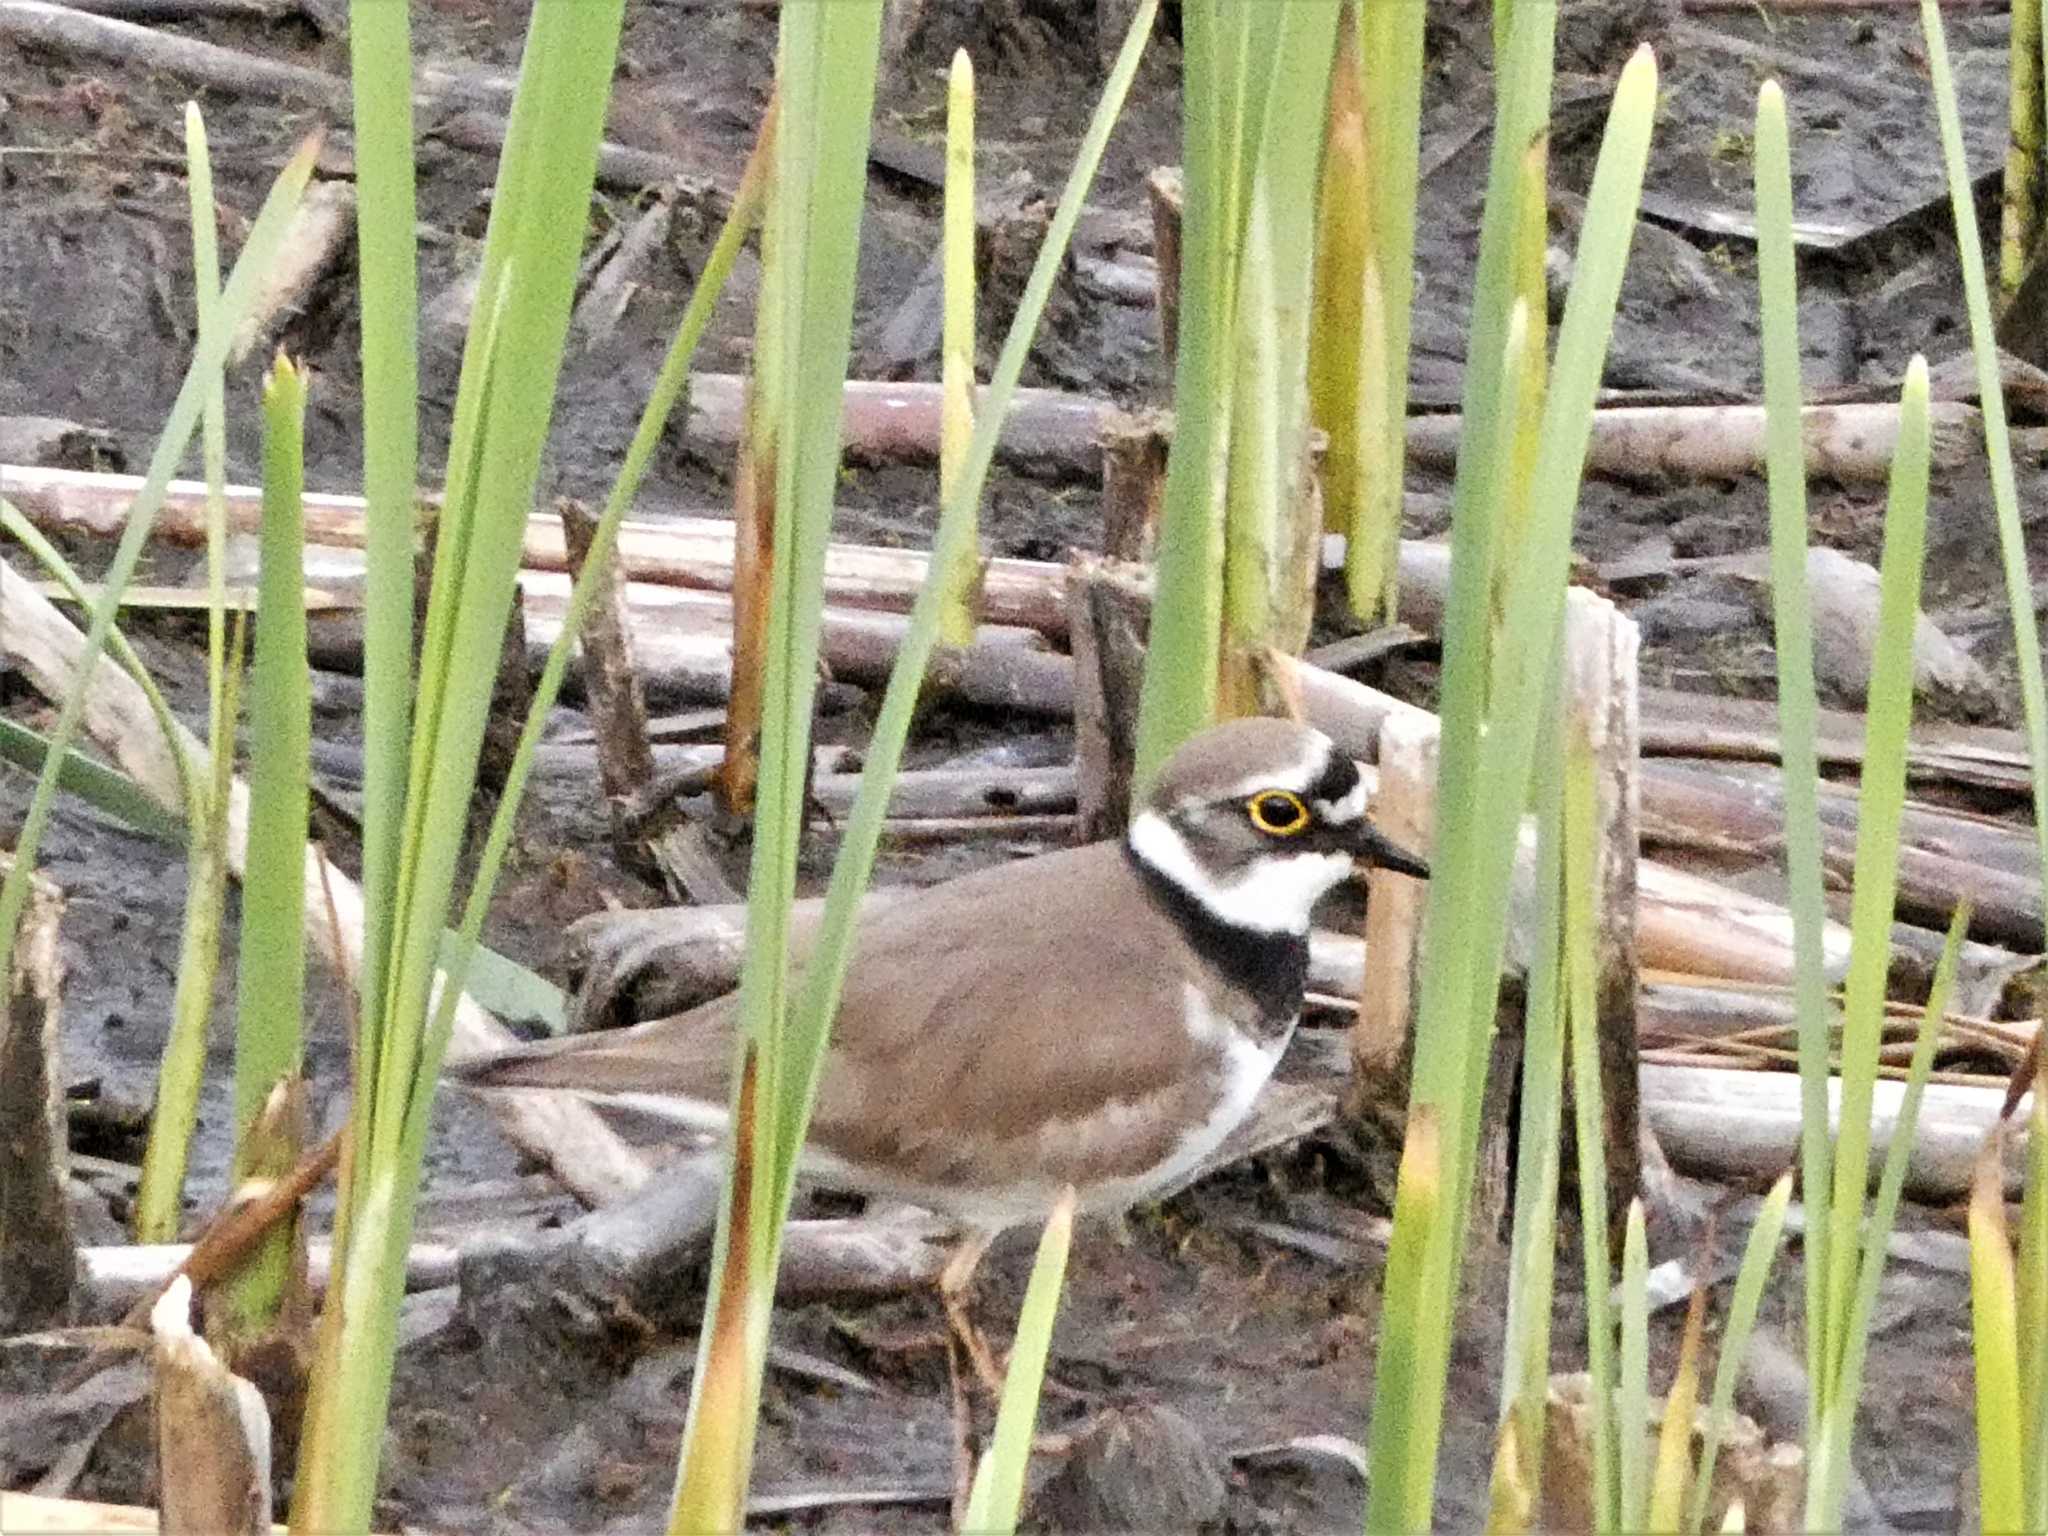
1030 1403 1226 1533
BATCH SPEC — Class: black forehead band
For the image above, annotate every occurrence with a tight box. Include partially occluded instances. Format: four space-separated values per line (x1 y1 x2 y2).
1308 752 1359 806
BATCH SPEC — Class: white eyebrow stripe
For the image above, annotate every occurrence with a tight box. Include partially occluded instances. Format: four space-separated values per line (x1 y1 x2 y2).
1316 779 1368 822
1197 744 1334 806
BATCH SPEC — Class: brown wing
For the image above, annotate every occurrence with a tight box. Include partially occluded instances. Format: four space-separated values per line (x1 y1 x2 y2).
452 843 1213 1188
802 842 1216 1189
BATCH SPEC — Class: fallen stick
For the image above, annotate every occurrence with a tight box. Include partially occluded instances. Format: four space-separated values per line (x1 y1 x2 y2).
0 562 651 1206
55 0 299 20
2 463 1460 646
1408 398 1979 485
1642 1062 2031 1202
1639 685 2034 797
1642 759 2043 948
557 499 662 867
0 0 509 111
0 0 343 107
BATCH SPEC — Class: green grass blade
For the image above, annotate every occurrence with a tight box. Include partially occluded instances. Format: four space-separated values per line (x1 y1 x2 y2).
1921 0 2048 961
429 103 775 1073
1648 1280 1708 1535
2004 0 2043 297
234 355 311 1141
1346 0 1426 618
1565 730 1618 1536
1809 903 1968 1525
1499 696 1566 1490
1620 1200 1651 1535
2019 1077 2048 1531
668 4 885 1526
1688 1173 1792 1536
1751 80 1837 1423
1821 356 1931 1398
347 0 420 1050
960 1188 1078 1535
1366 44 1657 1533
0 722 184 844
183 102 231 807
215 354 313 1342
290 5 626 1526
1968 1133 2026 1534
936 47 977 646
56 114 307 1242
0 129 316 1018
1131 0 1234 786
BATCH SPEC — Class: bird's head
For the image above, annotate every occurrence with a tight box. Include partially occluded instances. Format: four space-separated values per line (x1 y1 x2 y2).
1126 717 1429 937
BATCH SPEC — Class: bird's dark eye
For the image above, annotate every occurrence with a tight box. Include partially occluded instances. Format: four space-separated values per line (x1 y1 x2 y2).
1246 789 1310 836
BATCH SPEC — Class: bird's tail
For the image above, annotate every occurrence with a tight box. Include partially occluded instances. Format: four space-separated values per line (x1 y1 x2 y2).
444 1013 735 1138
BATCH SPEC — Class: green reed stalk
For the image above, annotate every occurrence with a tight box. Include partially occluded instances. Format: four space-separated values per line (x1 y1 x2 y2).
290 5 625 1526
1750 77 1837 1437
1364 43 1657 1532
212 355 312 1347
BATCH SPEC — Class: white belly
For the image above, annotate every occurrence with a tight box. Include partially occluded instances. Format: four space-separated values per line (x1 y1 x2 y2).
1074 988 1293 1215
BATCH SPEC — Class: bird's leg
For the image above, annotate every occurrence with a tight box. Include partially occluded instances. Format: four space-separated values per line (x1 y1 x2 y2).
939 1226 1006 1398
947 1331 978 1526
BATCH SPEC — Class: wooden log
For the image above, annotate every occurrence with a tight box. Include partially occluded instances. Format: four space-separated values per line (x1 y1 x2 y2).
0 0 346 108
1642 1063 2031 1202
1408 398 1981 485
151 1278 272 1536
1638 685 2034 796
518 571 1075 716
1563 588 1644 1223
1642 759 2044 948
1067 554 1151 839
1352 712 1435 1087
1099 409 1171 563
0 463 1079 637
0 851 73 1332
2 464 1447 651
0 563 653 1206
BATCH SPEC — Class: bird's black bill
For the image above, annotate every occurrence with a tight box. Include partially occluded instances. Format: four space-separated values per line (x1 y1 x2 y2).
1350 820 1429 880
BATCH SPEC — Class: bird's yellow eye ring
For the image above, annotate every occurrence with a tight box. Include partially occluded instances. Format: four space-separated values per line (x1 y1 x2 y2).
1247 789 1310 836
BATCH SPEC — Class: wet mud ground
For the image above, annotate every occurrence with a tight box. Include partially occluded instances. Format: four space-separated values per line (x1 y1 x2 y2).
0 0 2032 1528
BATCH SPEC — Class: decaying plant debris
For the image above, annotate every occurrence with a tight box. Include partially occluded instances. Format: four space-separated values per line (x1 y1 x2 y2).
3 0 2045 1531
